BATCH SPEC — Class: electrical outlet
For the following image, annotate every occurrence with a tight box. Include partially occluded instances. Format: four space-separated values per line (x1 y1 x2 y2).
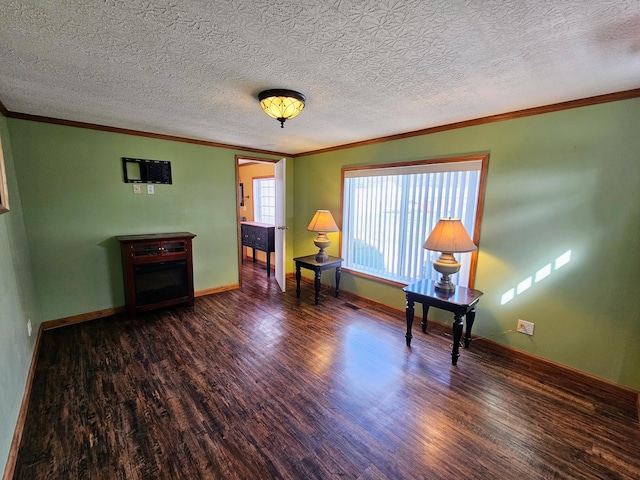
147 184 155 195
27 319 32 337
517 319 534 336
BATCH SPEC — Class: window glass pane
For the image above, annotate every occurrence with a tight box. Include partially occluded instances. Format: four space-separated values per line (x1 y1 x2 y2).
342 158 484 286
253 177 275 224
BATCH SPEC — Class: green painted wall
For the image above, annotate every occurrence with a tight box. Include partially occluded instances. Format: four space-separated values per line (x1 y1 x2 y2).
0 115 38 476
292 98 640 390
7 119 284 321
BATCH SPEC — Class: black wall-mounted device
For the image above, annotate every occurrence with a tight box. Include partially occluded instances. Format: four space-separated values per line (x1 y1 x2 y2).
122 157 172 184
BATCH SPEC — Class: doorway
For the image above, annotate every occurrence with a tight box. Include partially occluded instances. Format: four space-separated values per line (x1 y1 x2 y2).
236 156 286 291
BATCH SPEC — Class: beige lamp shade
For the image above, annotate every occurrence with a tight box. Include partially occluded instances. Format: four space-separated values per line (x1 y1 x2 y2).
307 210 339 233
307 210 339 262
424 218 476 293
424 218 477 253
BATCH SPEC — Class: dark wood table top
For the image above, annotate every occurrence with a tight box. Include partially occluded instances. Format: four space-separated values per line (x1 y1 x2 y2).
293 255 343 268
116 232 196 242
403 278 483 307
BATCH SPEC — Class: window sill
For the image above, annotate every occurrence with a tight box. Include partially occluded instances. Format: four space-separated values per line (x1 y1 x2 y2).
341 267 409 288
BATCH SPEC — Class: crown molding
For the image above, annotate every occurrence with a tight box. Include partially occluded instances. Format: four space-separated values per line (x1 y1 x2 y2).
2 87 639 158
2 110 289 158
293 87 640 157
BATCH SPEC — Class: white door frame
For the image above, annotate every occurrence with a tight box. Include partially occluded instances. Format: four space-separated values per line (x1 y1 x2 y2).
236 155 287 290
274 157 286 292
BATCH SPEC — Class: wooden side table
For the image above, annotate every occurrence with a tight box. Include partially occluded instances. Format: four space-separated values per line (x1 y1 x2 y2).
403 279 483 365
293 255 343 305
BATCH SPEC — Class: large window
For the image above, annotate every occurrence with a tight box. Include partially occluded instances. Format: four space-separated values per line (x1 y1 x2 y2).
253 177 275 224
341 155 488 287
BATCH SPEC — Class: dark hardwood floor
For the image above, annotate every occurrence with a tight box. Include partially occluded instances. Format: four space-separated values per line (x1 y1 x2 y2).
13 261 640 479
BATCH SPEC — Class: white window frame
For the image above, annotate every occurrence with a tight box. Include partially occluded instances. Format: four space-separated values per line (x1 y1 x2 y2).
253 176 275 225
340 154 489 288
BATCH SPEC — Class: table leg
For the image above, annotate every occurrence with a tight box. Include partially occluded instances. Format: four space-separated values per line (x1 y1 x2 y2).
334 266 341 297
464 307 476 348
266 252 271 277
451 313 464 365
405 296 415 346
421 304 430 333
295 264 301 298
314 269 322 305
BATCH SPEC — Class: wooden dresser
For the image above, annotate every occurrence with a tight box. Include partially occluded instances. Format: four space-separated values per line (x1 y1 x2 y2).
240 222 275 277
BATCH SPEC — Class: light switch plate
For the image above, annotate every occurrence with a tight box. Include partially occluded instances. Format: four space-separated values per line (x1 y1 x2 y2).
133 184 141 194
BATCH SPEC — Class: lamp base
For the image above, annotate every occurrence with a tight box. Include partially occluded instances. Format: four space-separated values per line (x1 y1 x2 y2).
434 274 456 293
433 252 460 294
315 248 329 263
313 234 331 263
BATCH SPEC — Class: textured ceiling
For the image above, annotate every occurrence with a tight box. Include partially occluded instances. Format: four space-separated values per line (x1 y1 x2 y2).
1 1 640 155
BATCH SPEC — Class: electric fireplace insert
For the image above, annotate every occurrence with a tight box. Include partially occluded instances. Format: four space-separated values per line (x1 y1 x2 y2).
116 232 196 318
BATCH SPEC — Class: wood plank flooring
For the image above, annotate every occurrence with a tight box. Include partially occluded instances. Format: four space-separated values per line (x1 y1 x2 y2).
13 261 640 479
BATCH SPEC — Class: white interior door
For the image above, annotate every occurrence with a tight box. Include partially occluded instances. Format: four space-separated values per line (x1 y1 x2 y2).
274 158 286 292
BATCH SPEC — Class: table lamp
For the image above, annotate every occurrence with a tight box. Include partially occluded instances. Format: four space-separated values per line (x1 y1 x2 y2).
423 218 477 293
307 209 339 262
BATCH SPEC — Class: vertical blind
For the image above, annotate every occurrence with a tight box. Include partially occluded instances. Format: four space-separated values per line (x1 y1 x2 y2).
342 160 482 285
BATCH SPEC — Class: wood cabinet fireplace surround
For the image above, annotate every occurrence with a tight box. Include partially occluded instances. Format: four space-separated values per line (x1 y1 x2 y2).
116 232 195 318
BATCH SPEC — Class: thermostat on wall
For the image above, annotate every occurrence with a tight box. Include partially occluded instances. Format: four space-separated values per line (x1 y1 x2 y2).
122 157 172 184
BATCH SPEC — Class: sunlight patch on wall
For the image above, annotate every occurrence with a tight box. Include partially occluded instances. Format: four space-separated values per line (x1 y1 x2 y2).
500 250 572 305
517 277 532 294
555 250 571 269
535 263 552 282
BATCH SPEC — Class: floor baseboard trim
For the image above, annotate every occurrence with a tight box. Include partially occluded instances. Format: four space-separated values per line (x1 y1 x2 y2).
42 306 125 331
40 284 242 331
473 336 639 407
2 324 43 480
195 284 239 297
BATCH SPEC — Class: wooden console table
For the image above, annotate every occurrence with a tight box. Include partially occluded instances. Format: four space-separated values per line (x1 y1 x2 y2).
403 279 483 365
240 222 275 277
293 255 343 305
116 232 195 318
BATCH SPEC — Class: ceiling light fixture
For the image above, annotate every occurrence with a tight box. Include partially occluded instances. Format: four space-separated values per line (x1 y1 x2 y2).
258 89 306 128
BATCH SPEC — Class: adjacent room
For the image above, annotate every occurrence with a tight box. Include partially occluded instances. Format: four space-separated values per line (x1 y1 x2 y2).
1 1 640 479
